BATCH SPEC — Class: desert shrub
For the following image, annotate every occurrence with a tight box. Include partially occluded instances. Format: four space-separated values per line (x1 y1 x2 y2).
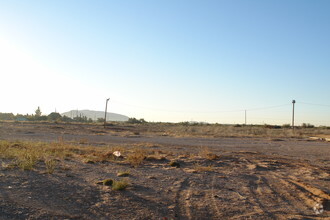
17 151 39 170
127 118 146 124
126 147 147 167
0 113 15 120
112 179 129 190
47 112 62 121
199 147 219 160
193 163 214 172
45 158 57 174
145 155 167 162
264 124 281 129
302 123 315 128
103 178 114 186
282 124 291 128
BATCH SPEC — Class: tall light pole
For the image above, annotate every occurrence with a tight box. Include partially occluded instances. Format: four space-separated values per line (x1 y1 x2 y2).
292 100 296 130
104 98 110 128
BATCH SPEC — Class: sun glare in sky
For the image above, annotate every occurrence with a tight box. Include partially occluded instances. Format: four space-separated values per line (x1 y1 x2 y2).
1 0 329 125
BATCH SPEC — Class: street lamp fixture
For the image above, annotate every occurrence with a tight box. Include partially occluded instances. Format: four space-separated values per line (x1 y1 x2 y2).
292 100 296 130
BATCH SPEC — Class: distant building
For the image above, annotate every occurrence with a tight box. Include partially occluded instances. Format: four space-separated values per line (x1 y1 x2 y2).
16 117 28 122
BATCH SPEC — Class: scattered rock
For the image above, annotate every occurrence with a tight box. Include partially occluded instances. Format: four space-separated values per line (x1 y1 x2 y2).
169 161 180 168
117 172 130 177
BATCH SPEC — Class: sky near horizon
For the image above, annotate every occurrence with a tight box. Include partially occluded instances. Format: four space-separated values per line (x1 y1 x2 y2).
0 0 329 125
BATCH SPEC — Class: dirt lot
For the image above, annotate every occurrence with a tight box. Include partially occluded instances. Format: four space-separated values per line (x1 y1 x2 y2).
0 122 329 219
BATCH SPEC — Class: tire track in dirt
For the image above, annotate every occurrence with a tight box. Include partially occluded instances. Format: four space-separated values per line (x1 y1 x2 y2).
239 157 318 218
279 176 330 213
209 175 221 218
240 158 274 217
243 157 330 218
173 177 192 220
246 174 279 219
259 175 305 216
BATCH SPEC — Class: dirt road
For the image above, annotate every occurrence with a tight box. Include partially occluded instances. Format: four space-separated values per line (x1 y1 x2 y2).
1 122 329 167
0 122 329 219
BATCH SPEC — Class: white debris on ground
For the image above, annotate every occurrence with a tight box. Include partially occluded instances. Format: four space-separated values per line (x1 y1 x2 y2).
113 151 121 157
313 203 324 215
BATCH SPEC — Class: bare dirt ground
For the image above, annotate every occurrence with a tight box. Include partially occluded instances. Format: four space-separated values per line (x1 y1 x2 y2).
0 122 329 219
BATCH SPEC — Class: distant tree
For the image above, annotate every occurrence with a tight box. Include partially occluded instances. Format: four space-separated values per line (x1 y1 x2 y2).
97 118 104 123
139 118 147 123
127 118 147 124
35 107 42 117
301 123 314 128
48 112 62 121
61 115 74 122
37 116 48 121
73 115 89 123
0 113 15 120
282 124 291 128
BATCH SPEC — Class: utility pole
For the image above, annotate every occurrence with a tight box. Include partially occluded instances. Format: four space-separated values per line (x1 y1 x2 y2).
292 100 296 130
104 98 110 128
245 110 247 125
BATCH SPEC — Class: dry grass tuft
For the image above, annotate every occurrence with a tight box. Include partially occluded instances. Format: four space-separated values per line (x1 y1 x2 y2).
145 150 167 161
97 178 129 190
193 163 214 172
199 147 219 160
17 151 39 170
112 179 129 190
44 158 57 174
0 140 115 171
0 142 41 170
126 147 147 167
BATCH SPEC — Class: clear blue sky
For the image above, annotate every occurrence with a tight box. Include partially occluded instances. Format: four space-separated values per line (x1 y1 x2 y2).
1 0 329 125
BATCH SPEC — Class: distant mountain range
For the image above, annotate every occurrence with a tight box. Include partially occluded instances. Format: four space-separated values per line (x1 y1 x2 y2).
61 110 129 122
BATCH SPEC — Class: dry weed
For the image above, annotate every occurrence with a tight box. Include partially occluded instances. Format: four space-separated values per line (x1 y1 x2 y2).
126 147 147 167
199 147 219 160
193 163 214 172
112 179 129 190
45 158 57 174
0 141 110 171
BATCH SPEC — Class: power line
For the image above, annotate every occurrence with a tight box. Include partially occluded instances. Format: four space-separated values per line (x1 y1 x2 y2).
113 100 291 114
246 104 291 111
298 101 330 108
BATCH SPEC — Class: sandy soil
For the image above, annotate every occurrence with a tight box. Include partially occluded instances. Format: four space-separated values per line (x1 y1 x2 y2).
0 122 329 219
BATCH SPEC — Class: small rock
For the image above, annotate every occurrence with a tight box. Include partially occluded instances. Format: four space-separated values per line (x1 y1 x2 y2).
184 168 197 173
117 172 129 177
169 161 180 168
